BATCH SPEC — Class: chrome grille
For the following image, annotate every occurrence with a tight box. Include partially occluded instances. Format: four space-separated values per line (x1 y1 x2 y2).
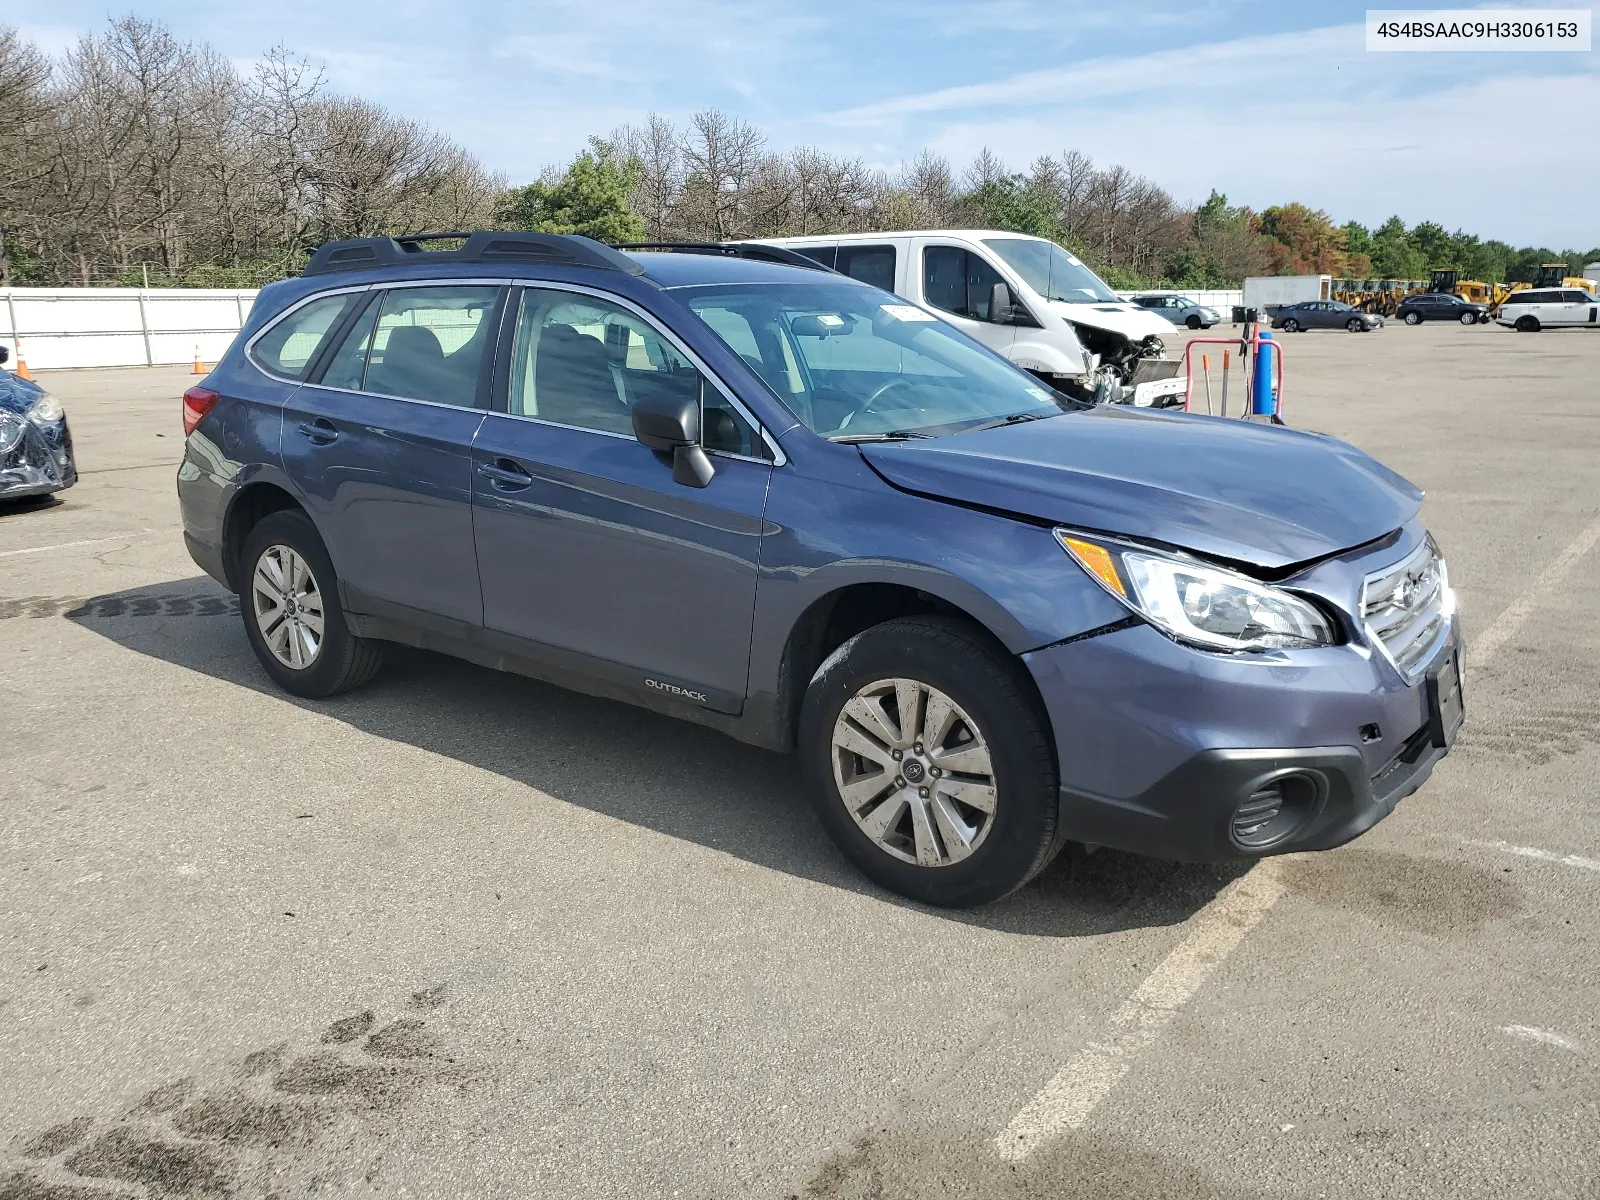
1362 537 1452 682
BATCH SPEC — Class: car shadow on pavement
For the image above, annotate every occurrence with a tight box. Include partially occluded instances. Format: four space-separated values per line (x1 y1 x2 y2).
66 578 1247 938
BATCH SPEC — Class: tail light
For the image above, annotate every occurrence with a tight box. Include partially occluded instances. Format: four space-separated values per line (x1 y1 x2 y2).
182 385 220 437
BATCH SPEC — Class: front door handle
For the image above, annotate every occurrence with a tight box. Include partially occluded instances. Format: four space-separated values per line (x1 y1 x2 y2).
477 459 534 492
297 419 339 445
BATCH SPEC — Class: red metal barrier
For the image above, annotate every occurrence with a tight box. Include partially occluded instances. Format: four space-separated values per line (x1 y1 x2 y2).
1182 333 1285 420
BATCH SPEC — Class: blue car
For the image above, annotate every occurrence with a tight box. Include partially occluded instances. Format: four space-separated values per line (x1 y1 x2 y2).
178 233 1463 907
1 350 76 501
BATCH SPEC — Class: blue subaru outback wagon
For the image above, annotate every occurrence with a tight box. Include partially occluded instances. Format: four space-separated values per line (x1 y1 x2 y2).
178 232 1463 907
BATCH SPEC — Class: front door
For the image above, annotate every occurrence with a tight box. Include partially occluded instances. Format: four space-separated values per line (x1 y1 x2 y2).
915 242 1017 360
470 285 772 712
282 283 504 628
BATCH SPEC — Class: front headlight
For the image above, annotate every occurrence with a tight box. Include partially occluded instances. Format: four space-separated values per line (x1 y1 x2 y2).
1056 531 1337 651
27 393 65 425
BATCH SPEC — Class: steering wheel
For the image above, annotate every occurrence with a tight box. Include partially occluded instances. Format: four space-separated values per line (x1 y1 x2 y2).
852 375 924 426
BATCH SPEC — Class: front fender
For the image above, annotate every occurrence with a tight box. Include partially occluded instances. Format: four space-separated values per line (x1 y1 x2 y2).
746 450 1130 708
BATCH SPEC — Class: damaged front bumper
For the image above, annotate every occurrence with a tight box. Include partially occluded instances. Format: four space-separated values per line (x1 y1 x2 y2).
0 413 77 499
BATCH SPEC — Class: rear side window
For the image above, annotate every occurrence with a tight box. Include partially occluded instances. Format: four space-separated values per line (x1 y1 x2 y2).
252 294 352 379
793 245 838 270
321 286 501 407
835 244 896 292
922 247 1007 321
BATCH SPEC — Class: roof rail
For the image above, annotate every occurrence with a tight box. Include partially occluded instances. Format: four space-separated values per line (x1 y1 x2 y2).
612 242 836 272
303 231 646 277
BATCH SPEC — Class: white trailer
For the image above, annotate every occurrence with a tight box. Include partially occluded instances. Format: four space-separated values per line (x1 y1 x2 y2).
1243 275 1332 314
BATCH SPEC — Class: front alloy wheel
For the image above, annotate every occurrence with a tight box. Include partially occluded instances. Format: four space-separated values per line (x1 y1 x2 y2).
832 678 997 867
252 544 324 669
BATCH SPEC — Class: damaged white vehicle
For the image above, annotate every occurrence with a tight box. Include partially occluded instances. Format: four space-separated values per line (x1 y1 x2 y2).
753 230 1186 407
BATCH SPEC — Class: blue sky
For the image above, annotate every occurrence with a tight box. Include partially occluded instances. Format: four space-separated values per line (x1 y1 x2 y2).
8 1 1597 248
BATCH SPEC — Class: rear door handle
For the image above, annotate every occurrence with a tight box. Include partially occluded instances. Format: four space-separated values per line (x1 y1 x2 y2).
477 459 534 491
297 419 339 445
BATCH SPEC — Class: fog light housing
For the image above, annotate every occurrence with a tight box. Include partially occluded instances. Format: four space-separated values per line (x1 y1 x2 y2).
1230 770 1325 850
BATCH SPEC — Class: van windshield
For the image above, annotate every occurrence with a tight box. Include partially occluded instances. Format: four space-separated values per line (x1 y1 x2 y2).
678 280 1068 440
983 238 1121 304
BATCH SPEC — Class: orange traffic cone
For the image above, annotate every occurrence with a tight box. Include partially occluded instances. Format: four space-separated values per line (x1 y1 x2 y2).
191 345 207 375
15 348 33 382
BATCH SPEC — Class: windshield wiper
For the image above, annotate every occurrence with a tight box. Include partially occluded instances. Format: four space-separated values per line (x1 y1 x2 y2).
830 430 937 443
961 411 1057 433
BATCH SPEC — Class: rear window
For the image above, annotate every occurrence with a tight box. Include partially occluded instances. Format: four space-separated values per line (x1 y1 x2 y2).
251 293 353 379
835 244 896 292
792 245 838 270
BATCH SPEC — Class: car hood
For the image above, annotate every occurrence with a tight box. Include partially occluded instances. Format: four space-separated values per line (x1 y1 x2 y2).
1047 300 1174 343
0 370 44 416
859 407 1424 570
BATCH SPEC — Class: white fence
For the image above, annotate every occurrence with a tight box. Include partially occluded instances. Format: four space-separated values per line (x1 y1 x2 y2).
0 282 1255 374
1 288 259 372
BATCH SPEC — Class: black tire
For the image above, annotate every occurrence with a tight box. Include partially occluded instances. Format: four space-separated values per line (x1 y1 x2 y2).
1346 317 1364 332
1459 311 1477 326
239 509 383 698
798 616 1060 908
1403 310 1422 325
1515 315 1540 332
1185 314 1202 330
1281 318 1299 333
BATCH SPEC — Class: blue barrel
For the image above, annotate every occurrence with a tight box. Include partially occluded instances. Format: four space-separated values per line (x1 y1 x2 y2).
1251 330 1276 416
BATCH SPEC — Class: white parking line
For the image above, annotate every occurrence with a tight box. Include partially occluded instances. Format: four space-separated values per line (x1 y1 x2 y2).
1468 840 1600 874
995 861 1288 1161
0 531 155 558
1501 1025 1581 1052
1465 513 1600 671
993 510 1600 1162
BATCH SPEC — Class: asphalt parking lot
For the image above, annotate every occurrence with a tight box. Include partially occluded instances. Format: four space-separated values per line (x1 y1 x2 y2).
3 321 1598 1199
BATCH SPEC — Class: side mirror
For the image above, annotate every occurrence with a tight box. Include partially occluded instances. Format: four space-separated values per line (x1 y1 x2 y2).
631 386 715 488
989 282 1014 324
0 345 8 365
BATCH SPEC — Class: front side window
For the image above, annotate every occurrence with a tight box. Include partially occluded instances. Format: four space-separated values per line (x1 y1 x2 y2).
982 237 1119 304
680 279 1065 440
252 293 353 379
511 288 765 457
321 285 500 407
835 244 896 292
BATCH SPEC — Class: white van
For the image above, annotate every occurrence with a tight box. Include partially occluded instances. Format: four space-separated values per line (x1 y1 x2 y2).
751 231 1186 406
1497 288 1600 332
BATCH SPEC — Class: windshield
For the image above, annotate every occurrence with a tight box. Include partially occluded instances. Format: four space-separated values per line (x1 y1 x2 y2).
982 238 1121 304
679 280 1067 439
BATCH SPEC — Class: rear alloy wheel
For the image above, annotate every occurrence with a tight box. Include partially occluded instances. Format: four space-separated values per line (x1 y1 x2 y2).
1404 310 1423 325
1346 317 1365 332
253 544 323 670
1515 315 1540 332
799 616 1060 907
240 510 384 698
1281 318 1300 333
1459 311 1478 326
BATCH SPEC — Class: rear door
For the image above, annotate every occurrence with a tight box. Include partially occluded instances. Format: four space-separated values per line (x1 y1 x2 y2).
915 242 1016 360
1559 290 1597 327
470 283 773 710
282 282 505 628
